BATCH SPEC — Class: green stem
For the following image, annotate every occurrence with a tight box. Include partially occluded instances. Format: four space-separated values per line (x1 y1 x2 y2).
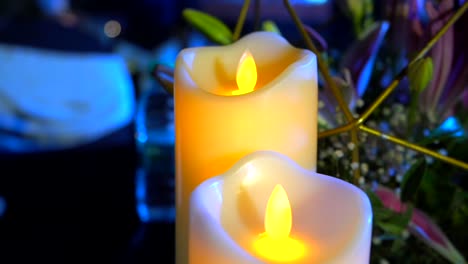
233 0 251 41
360 125 468 171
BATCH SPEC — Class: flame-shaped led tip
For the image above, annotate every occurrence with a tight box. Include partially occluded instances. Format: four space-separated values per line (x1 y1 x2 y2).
233 49 257 95
254 184 305 261
265 184 292 240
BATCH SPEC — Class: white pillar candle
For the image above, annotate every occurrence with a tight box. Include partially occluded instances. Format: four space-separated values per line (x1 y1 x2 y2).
174 32 318 263
190 151 372 263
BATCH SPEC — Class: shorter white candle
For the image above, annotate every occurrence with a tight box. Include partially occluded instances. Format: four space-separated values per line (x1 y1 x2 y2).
189 151 372 264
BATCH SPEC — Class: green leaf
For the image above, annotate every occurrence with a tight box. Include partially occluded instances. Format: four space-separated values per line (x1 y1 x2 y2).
377 222 406 235
452 189 468 227
417 129 460 147
400 158 427 203
377 206 413 235
182 8 233 45
374 207 395 222
365 189 384 208
261 20 282 35
408 57 433 94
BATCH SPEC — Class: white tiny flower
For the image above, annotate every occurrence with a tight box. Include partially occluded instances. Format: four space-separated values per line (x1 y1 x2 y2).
334 150 344 158
356 99 365 108
402 229 410 239
438 149 448 156
399 114 407 122
333 142 343 149
381 176 390 183
372 237 382 245
347 142 355 151
358 177 365 185
395 187 401 197
318 100 325 109
360 163 369 175
396 174 403 182
351 162 359 170
425 156 434 164
378 168 385 175
382 107 391 116
379 258 390 264
319 151 327 159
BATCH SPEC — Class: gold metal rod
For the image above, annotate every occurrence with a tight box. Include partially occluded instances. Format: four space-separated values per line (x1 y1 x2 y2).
318 122 355 139
350 129 361 184
233 0 251 41
283 0 354 122
359 125 468 171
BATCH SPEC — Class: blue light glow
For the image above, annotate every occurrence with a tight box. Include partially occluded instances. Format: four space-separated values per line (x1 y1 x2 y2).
299 0 328 4
438 116 465 137
0 196 6 218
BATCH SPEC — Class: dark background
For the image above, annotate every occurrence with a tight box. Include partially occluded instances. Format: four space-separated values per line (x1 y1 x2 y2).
0 0 341 263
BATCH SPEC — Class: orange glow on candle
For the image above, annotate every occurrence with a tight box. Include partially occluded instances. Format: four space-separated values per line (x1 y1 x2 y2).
232 49 257 95
254 184 305 262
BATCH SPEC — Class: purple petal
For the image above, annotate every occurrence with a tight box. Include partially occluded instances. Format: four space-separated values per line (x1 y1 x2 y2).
303 24 328 52
463 90 468 109
340 21 390 97
429 1 454 112
420 1 455 114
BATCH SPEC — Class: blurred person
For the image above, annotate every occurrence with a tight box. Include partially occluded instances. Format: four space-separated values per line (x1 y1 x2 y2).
0 2 139 263
0 0 135 152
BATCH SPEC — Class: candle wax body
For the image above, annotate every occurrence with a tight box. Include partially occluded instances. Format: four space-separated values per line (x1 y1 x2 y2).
174 32 318 264
190 151 373 264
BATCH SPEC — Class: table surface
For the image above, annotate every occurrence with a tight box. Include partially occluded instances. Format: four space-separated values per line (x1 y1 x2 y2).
0 125 175 263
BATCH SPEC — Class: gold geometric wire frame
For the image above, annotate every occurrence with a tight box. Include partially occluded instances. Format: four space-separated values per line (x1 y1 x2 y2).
278 0 468 184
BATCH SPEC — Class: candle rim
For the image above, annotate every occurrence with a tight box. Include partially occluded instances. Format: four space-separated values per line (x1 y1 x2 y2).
190 176 263 262
175 31 317 99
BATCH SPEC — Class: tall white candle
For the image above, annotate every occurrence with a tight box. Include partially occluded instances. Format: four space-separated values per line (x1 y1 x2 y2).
174 32 318 263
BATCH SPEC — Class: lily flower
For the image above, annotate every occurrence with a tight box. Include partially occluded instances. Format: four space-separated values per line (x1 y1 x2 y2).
317 21 389 128
375 186 466 264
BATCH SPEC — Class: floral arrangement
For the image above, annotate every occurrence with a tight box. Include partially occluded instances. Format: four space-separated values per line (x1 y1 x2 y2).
153 0 468 262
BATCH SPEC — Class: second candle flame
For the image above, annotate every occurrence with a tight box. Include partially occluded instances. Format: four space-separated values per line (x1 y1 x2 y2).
254 184 306 262
233 49 257 95
265 184 292 240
